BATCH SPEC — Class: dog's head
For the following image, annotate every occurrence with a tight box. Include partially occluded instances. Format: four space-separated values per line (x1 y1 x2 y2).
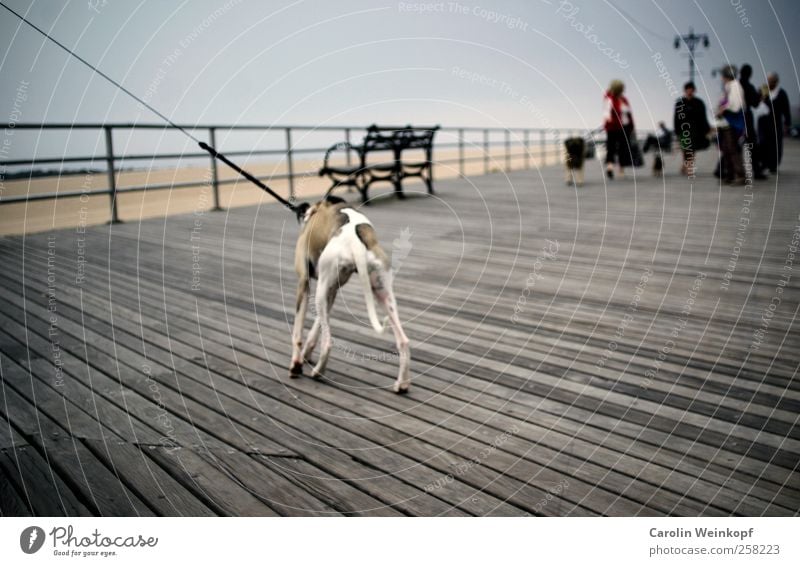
564 137 585 156
297 195 347 225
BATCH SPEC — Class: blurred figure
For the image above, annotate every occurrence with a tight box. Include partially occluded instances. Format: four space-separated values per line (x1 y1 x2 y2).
715 65 746 185
563 137 586 186
759 72 792 173
603 79 634 179
656 121 673 151
673 81 710 176
739 64 767 179
643 121 673 154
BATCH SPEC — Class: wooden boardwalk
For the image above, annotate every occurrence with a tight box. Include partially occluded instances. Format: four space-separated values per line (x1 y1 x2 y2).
1 145 798 517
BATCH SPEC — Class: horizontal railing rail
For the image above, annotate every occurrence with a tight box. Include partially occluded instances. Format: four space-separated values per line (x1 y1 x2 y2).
1 123 607 222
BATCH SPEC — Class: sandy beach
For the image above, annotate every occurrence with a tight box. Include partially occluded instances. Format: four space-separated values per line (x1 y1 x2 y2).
0 146 559 235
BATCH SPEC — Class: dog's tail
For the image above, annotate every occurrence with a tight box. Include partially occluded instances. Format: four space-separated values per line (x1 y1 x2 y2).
352 241 386 334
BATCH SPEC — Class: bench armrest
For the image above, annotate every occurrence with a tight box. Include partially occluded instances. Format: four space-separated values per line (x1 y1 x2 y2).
319 141 361 175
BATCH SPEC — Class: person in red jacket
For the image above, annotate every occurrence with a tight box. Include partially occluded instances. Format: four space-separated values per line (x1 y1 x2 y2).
603 80 634 179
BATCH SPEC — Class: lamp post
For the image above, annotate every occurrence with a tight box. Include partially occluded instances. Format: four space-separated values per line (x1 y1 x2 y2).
674 27 710 83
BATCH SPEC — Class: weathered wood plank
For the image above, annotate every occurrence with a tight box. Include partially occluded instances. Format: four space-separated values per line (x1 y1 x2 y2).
254 455 406 517
0 443 91 516
0 449 33 516
83 439 218 517
143 445 281 517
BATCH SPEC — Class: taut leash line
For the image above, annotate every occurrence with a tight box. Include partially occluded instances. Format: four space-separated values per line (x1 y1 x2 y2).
1 2 302 217
198 142 299 213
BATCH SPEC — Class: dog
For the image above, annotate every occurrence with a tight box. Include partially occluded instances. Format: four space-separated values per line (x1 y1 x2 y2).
652 154 664 177
289 195 411 393
563 137 585 186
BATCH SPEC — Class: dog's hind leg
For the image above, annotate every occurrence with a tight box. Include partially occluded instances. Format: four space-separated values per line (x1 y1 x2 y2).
290 277 309 377
302 282 339 364
301 318 320 363
372 270 411 393
310 271 337 379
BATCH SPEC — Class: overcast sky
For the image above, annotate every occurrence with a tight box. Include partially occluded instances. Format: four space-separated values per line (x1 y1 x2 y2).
1 0 798 158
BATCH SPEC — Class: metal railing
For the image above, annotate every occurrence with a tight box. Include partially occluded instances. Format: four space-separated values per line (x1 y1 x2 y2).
0 123 599 222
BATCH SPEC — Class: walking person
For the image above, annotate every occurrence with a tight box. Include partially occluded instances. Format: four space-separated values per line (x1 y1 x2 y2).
759 72 792 173
739 64 767 179
715 65 746 185
603 80 634 179
673 81 710 176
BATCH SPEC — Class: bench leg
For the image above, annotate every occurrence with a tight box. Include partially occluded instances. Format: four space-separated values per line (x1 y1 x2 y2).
393 151 405 199
358 174 370 204
424 163 434 194
424 172 434 194
393 173 405 199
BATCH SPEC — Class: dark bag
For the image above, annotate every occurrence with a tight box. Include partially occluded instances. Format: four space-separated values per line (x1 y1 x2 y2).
630 134 644 167
584 138 596 159
619 128 644 168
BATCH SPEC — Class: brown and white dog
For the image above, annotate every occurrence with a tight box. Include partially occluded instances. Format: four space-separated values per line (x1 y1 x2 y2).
289 196 412 393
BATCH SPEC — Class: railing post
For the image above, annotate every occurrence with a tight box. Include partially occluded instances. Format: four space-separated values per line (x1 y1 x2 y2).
458 128 464 177
104 126 120 224
555 131 561 164
344 127 352 167
505 130 511 172
208 127 221 210
524 129 530 170
483 129 489 174
539 130 547 167
285 127 295 200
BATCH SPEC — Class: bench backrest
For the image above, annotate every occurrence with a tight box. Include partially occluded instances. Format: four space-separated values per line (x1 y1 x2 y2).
363 125 439 153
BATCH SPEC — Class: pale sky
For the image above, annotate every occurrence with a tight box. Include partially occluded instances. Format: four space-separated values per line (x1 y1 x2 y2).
1 0 798 159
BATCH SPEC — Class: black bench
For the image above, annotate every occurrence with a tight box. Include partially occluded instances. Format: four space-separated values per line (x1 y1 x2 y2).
319 124 439 202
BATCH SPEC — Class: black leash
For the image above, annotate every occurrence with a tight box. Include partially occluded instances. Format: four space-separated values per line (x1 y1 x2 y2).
1 2 303 217
198 142 298 213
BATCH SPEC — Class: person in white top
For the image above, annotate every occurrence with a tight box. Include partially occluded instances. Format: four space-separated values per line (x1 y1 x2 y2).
715 65 746 184
722 77 745 114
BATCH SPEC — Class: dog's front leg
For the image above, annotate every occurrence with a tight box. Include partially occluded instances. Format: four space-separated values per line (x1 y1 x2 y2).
290 278 309 377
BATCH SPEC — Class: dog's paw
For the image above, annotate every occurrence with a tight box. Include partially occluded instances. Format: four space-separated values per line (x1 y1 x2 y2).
310 367 324 380
393 381 410 394
289 362 303 378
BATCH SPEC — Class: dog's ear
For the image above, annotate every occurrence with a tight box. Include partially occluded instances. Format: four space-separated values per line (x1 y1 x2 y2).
325 195 346 205
295 202 311 224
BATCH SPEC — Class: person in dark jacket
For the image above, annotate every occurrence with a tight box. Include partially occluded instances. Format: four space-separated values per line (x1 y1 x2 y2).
739 64 767 179
759 72 792 173
673 81 710 176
